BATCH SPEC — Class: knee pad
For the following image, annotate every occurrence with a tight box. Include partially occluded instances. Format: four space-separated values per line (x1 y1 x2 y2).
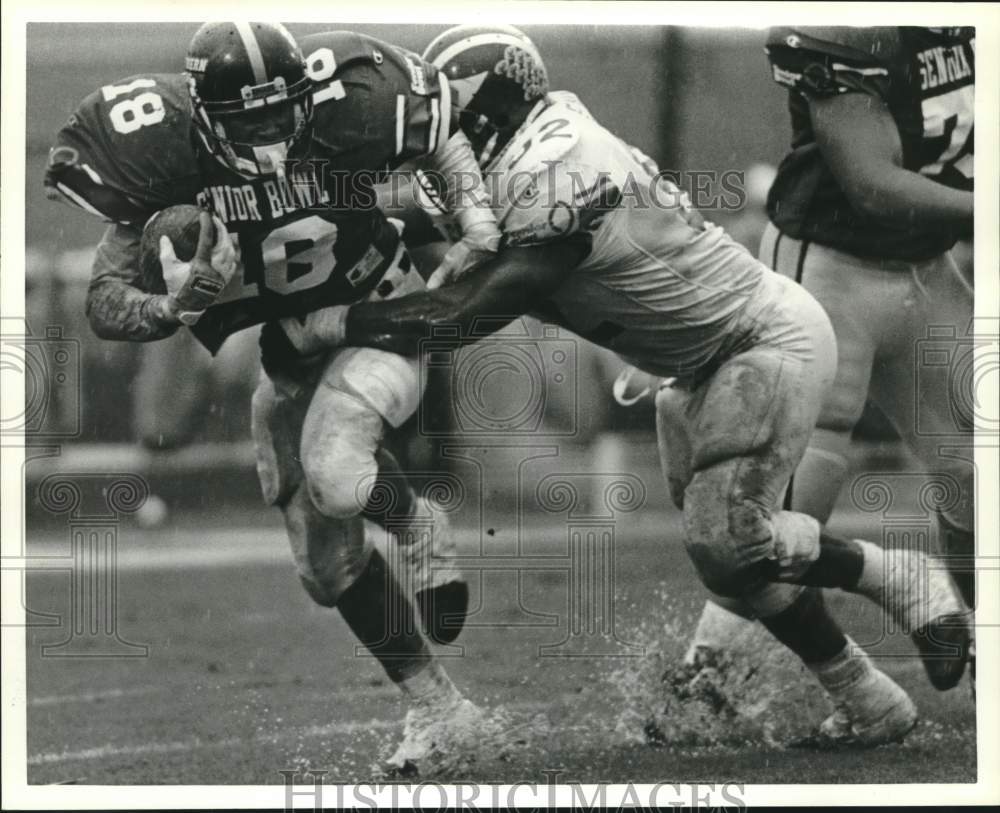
283 487 373 607
301 389 383 520
684 460 807 597
682 493 772 598
319 345 425 428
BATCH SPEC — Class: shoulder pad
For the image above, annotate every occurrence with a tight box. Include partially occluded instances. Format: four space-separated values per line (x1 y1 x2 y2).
300 30 383 74
767 27 901 65
766 27 900 98
45 73 199 225
491 98 583 176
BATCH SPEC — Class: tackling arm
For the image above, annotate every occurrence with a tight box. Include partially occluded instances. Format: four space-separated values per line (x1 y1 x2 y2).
343 241 587 356
810 92 973 231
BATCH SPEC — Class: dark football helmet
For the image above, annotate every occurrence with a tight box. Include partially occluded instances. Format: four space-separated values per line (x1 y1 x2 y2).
422 25 549 165
185 22 313 177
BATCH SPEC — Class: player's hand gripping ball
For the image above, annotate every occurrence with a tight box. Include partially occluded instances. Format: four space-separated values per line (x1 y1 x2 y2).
139 205 237 325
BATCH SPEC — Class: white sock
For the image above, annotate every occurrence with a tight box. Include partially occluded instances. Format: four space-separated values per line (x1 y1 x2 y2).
398 660 460 707
853 539 887 599
807 637 870 697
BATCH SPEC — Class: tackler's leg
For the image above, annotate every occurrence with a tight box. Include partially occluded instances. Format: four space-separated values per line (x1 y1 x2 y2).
655 382 759 664
300 346 469 646
676 274 919 744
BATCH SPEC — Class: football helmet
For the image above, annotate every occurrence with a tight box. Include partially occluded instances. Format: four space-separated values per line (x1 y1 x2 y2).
422 25 549 165
186 22 313 177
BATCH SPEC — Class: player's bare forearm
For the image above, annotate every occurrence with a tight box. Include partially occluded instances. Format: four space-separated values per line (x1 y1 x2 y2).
811 92 974 232
86 280 179 342
345 241 585 355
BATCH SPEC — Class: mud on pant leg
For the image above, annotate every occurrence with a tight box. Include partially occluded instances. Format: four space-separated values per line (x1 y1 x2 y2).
251 369 373 606
673 273 837 616
301 346 425 523
657 383 759 627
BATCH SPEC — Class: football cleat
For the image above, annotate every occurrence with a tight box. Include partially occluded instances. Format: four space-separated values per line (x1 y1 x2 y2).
792 658 917 749
382 696 486 778
400 497 470 645
876 547 973 691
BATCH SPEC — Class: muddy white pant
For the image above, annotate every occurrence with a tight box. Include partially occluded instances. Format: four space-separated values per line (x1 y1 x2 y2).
655 270 837 612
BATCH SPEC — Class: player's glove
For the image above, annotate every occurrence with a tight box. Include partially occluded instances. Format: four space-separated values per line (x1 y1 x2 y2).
159 211 237 325
427 221 502 290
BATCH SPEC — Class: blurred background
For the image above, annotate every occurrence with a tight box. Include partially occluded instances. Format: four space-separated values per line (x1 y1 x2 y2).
22 23 945 526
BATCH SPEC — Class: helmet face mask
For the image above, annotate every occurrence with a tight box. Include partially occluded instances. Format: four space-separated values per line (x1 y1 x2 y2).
186 22 313 178
423 25 549 165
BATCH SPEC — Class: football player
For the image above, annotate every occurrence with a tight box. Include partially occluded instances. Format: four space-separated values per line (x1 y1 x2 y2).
45 22 506 773
285 24 972 746
687 26 978 691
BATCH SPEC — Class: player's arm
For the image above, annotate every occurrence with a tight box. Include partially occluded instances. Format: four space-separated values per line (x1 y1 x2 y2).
345 240 587 356
86 223 183 341
87 212 237 340
810 93 973 230
281 239 586 358
386 45 501 282
766 27 972 232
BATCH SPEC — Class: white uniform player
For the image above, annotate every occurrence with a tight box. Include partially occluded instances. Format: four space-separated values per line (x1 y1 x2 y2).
288 25 972 747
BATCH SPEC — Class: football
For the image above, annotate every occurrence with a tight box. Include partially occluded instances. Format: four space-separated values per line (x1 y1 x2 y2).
138 204 210 294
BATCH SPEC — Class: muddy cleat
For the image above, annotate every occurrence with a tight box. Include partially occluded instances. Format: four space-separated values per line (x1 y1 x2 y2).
382 696 486 778
856 544 972 691
910 611 973 691
796 643 917 749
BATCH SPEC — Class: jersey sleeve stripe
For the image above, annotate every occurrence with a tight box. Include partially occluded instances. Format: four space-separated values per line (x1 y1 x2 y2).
55 182 108 219
395 93 407 155
80 162 105 185
831 62 888 76
427 96 441 154
431 73 451 155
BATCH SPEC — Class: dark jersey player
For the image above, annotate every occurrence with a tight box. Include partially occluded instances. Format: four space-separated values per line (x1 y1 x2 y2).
687 27 978 693
45 22 504 774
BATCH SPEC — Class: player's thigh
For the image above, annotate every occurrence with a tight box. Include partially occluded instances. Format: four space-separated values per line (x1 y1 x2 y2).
870 252 974 450
868 253 975 522
762 225 876 433
299 346 425 517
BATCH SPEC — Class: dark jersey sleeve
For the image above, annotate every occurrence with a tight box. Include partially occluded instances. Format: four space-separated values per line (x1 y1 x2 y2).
44 73 201 227
765 27 901 101
299 31 451 176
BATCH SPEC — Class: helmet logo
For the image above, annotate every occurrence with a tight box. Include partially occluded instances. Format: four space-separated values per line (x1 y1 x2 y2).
495 45 548 101
185 55 208 73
